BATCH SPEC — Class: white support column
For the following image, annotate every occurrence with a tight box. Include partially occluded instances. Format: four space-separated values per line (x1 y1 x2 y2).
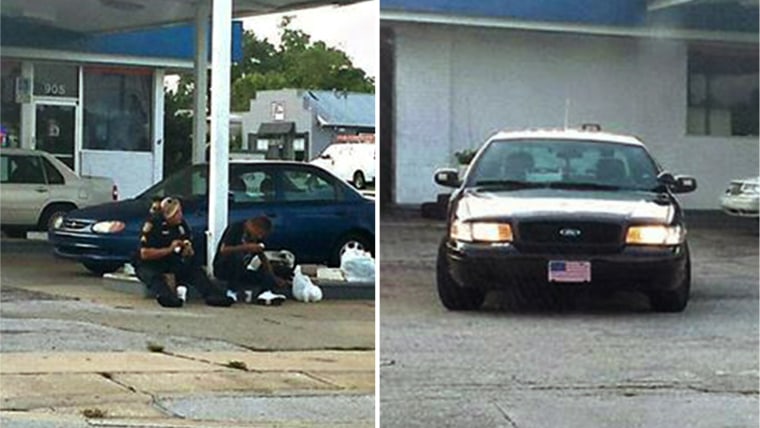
152 68 166 184
20 62 35 150
206 0 232 274
193 0 210 164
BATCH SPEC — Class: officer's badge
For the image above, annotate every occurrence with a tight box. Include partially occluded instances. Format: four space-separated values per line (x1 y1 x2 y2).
142 222 153 234
178 225 185 235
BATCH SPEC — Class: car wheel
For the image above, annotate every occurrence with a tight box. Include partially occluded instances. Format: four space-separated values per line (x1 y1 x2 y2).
330 232 374 267
82 261 123 276
353 171 366 189
38 203 76 231
436 238 485 310
649 254 691 313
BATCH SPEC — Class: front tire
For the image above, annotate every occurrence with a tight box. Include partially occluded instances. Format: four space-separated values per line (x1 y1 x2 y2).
353 171 366 189
82 261 123 276
39 203 76 231
436 238 485 310
649 254 691 313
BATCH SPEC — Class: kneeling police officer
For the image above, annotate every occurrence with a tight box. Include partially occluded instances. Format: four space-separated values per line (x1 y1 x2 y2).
135 197 233 308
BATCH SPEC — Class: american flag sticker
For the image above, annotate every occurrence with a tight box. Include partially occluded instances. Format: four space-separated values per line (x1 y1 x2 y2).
548 261 591 283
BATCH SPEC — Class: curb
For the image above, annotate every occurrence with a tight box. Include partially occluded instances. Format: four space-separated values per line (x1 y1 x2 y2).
102 274 375 301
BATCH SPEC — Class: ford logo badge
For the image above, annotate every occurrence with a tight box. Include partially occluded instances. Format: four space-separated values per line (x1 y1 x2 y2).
559 228 582 238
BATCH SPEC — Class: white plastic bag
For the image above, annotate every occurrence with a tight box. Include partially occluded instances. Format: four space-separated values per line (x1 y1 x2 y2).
292 265 323 303
340 248 375 283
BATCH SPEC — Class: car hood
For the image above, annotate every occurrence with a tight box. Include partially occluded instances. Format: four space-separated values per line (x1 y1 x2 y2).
66 198 153 221
455 188 676 224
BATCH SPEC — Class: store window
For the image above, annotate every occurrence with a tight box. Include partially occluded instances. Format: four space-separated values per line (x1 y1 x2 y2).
83 67 152 151
687 46 759 137
1 61 22 147
34 63 78 98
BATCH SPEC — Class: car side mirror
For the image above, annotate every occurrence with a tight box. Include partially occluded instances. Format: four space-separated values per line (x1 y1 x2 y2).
673 175 697 193
434 168 461 188
658 172 697 194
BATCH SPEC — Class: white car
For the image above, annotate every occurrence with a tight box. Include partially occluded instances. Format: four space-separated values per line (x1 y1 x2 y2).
311 142 376 189
1 149 117 231
720 176 759 217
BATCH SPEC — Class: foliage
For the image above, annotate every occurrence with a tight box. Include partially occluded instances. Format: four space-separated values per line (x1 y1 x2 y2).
454 149 478 165
163 17 374 177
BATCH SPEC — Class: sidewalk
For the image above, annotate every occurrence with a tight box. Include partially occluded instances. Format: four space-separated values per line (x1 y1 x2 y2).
1 246 376 426
1 350 374 426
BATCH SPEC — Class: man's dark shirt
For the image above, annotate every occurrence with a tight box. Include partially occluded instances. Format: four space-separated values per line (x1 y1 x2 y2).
213 221 263 279
138 216 193 269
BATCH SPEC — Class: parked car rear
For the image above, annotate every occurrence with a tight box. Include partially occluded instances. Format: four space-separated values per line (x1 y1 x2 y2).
311 142 376 189
1 148 116 231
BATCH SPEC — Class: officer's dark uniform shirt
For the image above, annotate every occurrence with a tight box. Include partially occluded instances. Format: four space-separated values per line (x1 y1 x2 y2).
138 216 193 269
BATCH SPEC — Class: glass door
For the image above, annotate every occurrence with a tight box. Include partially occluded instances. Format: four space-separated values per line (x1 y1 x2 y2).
35 103 76 170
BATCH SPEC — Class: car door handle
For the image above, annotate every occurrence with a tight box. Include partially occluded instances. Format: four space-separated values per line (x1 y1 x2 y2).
35 187 48 193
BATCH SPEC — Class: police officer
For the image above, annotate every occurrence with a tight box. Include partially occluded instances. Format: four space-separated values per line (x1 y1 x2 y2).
135 197 233 308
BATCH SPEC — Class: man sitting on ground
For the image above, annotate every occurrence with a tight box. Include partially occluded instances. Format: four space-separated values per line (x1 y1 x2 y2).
213 216 288 305
134 197 233 308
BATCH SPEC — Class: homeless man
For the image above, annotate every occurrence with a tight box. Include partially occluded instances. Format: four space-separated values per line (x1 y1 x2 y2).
135 197 234 308
213 216 288 305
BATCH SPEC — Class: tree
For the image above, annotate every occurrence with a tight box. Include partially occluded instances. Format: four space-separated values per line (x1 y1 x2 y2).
163 17 374 175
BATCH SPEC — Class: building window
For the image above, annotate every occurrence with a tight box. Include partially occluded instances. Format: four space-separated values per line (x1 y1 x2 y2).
1 61 22 147
83 67 153 151
687 45 758 137
34 63 78 98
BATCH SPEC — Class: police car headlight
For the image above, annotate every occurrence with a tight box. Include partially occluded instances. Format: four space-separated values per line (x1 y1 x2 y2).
625 225 684 245
92 221 126 234
451 220 513 243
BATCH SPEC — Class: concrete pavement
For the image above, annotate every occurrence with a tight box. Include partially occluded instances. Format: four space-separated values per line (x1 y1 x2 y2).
1 350 374 426
0 244 375 426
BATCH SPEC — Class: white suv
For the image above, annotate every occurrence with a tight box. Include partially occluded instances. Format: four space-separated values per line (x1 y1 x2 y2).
311 143 376 189
1 149 117 231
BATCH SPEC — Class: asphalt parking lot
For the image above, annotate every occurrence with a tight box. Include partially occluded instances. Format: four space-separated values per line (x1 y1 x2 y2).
379 215 758 428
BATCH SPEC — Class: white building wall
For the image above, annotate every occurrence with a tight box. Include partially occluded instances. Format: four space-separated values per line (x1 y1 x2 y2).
394 24 452 204
392 23 759 209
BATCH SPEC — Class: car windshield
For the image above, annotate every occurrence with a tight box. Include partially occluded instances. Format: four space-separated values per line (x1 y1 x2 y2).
137 165 209 200
468 139 660 192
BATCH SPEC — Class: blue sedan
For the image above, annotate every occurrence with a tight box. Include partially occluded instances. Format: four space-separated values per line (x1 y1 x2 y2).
49 161 375 274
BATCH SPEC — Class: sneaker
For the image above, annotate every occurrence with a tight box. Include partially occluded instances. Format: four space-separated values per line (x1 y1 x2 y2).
255 290 286 306
226 289 239 302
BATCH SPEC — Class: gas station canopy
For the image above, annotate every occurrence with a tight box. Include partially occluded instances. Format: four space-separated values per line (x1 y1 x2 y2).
2 0 359 33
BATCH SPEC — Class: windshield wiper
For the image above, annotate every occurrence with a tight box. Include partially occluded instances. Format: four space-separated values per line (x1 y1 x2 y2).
473 180 547 190
546 182 622 191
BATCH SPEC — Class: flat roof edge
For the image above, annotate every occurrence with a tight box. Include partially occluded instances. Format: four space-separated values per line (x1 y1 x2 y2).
380 10 759 44
1 46 194 70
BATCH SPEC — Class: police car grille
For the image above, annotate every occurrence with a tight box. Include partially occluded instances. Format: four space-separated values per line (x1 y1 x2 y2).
517 221 622 246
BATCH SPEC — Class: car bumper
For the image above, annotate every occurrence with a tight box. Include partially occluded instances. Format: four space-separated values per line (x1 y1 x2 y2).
49 230 135 263
446 241 688 292
720 195 759 217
